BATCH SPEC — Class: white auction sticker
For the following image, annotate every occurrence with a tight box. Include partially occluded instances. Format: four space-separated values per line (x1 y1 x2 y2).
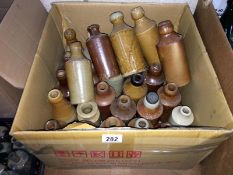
102 134 123 143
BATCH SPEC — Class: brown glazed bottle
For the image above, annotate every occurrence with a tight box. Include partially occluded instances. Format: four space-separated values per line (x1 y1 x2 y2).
128 118 153 129
137 92 163 125
65 42 94 104
157 83 181 122
76 102 101 127
95 81 116 121
110 95 136 123
56 69 70 99
64 28 78 46
157 20 190 87
131 6 160 65
48 89 77 125
123 73 148 102
86 24 120 80
109 11 146 77
100 116 125 128
145 63 165 92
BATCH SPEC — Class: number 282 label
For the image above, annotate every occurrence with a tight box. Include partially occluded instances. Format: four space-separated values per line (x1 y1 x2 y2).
102 134 123 143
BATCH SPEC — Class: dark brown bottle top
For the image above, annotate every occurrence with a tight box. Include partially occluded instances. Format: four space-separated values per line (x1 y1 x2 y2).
158 20 174 35
56 69 66 82
131 73 144 86
87 24 101 36
148 63 162 76
45 119 61 131
64 28 78 45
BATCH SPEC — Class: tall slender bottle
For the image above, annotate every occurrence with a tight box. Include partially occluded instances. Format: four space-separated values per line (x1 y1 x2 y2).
131 6 160 65
123 73 148 102
86 24 120 80
48 89 77 125
65 42 94 104
137 92 163 125
157 83 181 122
157 20 191 87
109 11 146 77
145 63 165 92
95 81 116 121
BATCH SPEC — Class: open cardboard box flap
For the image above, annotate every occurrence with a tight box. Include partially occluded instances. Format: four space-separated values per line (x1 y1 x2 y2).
10 2 233 169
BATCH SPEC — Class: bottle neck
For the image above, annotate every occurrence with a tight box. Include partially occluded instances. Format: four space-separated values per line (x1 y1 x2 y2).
148 64 162 76
96 82 110 96
117 95 131 110
164 83 178 96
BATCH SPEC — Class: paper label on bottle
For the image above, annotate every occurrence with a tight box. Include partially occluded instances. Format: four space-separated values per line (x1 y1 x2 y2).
102 134 123 143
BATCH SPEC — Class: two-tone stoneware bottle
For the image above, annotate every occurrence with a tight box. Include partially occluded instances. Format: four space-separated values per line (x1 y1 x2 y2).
169 106 194 126
145 63 165 92
128 118 153 129
65 42 94 104
123 73 148 102
137 92 163 125
86 24 120 80
48 89 77 126
157 83 181 122
109 11 146 77
56 69 70 99
131 6 160 65
64 28 78 46
95 81 116 120
110 95 136 123
77 102 101 127
157 20 191 87
100 116 125 128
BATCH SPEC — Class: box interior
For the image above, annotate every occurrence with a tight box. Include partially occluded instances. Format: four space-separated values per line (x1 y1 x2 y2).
11 2 233 133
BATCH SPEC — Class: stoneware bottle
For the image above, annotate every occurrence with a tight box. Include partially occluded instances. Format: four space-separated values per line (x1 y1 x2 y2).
131 6 160 65
169 106 194 126
106 74 123 97
56 69 70 99
100 116 125 128
137 92 163 125
65 42 94 104
109 11 146 77
110 95 136 123
77 102 101 127
64 28 78 46
145 63 165 92
123 73 148 102
128 118 153 129
95 81 116 121
44 119 62 131
157 20 191 87
48 89 77 125
86 24 120 80
157 83 181 122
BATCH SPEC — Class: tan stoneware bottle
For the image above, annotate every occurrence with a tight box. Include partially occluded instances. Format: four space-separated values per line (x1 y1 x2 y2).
56 69 70 99
157 20 191 87
76 102 101 127
106 74 123 97
95 81 116 121
145 63 165 92
44 119 62 131
109 11 146 77
110 95 136 123
65 42 94 104
123 73 148 102
86 24 120 80
100 116 125 128
169 106 194 126
137 92 163 125
64 28 78 46
131 6 160 65
157 83 181 122
128 118 153 129
48 89 77 125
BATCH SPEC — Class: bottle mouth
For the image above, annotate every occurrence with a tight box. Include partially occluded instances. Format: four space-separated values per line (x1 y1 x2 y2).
81 104 93 114
97 82 109 93
149 63 162 75
118 95 131 110
164 83 178 96
135 118 149 128
49 89 60 99
131 73 144 86
180 106 191 117
64 28 76 40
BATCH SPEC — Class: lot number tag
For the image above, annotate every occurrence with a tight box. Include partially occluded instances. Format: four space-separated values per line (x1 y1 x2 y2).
102 134 123 143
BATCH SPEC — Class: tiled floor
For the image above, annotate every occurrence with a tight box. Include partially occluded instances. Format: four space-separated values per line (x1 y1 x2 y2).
45 165 201 175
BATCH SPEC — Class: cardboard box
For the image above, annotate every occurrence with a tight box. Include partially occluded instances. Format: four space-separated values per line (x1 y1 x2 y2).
10 2 233 170
0 0 47 118
194 1 233 175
